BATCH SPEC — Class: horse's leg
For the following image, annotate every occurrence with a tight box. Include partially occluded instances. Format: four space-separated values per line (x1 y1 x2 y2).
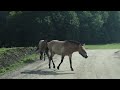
49 57 51 69
47 50 54 69
46 48 55 69
45 50 51 69
50 53 55 68
51 56 55 68
44 52 45 61
40 52 43 60
69 54 74 71
45 48 49 60
57 55 65 70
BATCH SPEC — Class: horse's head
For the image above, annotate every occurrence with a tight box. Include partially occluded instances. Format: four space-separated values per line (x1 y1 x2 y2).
78 44 88 58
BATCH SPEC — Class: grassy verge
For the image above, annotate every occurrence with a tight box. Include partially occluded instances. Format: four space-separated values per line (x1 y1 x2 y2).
85 43 120 49
0 54 39 75
0 48 12 54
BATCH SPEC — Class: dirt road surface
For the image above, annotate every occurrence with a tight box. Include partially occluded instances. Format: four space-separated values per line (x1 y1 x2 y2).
0 49 120 79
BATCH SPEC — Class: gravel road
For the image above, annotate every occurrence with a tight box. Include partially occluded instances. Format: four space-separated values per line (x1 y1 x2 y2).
0 49 120 79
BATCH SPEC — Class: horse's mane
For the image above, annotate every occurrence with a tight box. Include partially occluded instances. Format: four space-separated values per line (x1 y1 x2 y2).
66 40 81 45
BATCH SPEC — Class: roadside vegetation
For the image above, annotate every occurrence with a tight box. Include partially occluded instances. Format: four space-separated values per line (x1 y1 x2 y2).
0 47 39 75
86 43 120 49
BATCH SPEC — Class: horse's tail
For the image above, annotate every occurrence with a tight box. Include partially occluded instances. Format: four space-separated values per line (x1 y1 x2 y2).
45 46 49 54
35 45 39 51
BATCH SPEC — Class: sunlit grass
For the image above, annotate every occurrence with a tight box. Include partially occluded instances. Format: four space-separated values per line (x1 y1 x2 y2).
86 43 120 49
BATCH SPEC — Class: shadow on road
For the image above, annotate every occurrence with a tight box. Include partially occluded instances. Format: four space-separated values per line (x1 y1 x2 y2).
21 70 74 75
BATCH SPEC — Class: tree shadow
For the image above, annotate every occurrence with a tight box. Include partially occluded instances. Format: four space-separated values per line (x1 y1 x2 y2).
21 70 75 75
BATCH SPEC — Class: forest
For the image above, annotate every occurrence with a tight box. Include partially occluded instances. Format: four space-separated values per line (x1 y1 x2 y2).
0 11 120 47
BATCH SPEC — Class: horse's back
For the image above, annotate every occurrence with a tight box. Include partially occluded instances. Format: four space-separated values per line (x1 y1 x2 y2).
47 40 65 48
47 40 65 55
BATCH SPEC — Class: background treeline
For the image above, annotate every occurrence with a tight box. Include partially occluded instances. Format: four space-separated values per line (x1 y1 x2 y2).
0 11 120 47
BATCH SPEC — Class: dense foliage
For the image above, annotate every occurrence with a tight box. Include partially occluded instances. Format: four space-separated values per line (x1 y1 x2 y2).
0 11 120 47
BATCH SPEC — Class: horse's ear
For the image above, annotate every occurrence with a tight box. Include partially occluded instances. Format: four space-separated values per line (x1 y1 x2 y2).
81 43 85 46
44 40 48 42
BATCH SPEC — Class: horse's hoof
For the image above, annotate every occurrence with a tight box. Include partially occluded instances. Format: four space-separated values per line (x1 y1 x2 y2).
71 68 74 71
53 66 55 68
57 66 59 70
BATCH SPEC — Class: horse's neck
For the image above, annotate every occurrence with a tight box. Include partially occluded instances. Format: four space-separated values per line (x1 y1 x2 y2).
70 44 79 52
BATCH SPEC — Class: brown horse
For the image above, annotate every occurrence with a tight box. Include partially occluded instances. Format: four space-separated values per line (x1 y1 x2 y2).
36 40 55 68
36 40 48 61
47 40 88 71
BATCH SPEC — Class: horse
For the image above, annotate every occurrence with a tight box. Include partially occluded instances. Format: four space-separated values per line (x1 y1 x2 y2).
47 40 88 71
36 40 48 61
36 40 55 69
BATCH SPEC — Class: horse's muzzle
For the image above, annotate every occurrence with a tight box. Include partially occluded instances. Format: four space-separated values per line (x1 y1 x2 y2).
85 56 88 58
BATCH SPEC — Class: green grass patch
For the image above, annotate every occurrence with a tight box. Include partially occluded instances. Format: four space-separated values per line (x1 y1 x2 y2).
21 54 38 63
0 54 39 75
85 43 120 49
0 48 12 54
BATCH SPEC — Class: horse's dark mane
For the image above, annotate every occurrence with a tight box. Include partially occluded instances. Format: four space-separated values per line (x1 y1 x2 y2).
66 40 81 45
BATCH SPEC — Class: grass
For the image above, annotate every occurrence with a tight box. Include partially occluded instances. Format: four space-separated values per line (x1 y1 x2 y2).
0 48 12 54
0 54 39 75
85 43 120 49
0 47 22 55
